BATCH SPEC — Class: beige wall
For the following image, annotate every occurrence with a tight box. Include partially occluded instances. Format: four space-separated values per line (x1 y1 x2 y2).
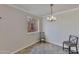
0 5 40 53
43 8 79 47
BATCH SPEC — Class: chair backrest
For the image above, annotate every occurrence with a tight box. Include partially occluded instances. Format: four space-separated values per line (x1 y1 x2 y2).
40 32 45 38
69 35 78 44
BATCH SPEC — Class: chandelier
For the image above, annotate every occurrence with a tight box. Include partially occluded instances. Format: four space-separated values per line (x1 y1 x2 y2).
47 4 56 21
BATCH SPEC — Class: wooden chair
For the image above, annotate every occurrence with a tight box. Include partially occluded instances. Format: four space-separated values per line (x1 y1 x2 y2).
63 35 78 54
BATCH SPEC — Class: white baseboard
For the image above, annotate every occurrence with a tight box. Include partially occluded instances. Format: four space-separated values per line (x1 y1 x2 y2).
11 40 39 54
47 40 62 47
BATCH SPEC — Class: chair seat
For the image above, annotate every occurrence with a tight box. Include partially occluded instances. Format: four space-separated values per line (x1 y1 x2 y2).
63 41 77 47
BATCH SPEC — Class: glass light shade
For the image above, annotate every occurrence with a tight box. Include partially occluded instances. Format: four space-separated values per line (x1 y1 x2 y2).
47 15 56 21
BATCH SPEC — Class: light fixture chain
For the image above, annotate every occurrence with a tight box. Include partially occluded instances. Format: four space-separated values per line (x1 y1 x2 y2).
50 4 53 16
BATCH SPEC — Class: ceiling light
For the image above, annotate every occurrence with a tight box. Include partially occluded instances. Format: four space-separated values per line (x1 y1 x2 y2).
47 4 56 22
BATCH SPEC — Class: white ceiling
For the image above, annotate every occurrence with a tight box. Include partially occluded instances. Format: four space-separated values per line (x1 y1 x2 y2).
10 4 79 16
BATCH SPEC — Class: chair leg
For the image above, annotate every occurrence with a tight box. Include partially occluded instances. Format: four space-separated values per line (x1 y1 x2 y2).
69 46 71 54
76 46 78 54
63 43 64 50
